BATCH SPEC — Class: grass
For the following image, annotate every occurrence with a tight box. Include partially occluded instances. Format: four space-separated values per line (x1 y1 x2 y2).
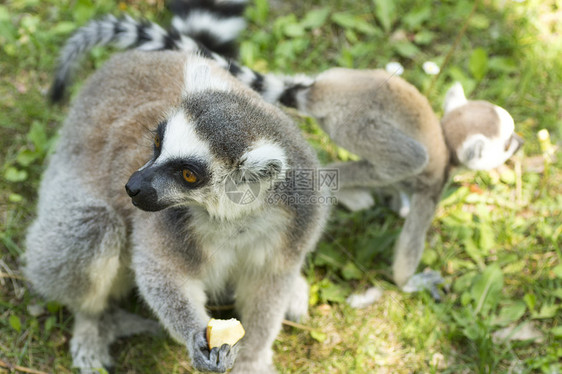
1 0 561 373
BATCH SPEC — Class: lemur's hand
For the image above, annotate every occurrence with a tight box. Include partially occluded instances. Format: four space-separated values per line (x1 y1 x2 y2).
190 328 239 372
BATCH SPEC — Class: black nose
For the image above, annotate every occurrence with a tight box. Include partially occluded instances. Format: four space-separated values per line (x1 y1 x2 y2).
125 171 142 197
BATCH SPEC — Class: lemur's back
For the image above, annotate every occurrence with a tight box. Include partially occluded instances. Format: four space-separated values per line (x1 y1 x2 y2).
306 68 448 183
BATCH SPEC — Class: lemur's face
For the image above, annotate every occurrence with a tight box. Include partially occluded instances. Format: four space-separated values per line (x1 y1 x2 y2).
125 90 287 219
442 83 523 170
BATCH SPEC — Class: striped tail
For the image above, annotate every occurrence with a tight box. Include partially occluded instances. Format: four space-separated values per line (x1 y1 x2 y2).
168 0 248 59
50 14 188 102
51 13 314 109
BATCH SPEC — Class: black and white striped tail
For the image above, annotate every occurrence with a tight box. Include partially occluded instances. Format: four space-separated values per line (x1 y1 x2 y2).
50 14 185 102
51 13 314 108
168 0 248 59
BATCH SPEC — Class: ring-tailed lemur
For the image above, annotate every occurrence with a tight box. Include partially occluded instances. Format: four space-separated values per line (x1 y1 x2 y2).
25 50 329 373
48 2 523 289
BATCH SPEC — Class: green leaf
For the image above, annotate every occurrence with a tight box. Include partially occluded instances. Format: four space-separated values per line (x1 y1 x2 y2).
310 330 327 342
469 14 490 29
8 193 23 203
471 264 503 316
16 149 38 166
353 20 378 36
493 301 526 326
453 271 477 293
401 5 431 30
552 264 562 278
284 23 304 38
469 48 488 81
393 41 420 58
27 121 48 153
21 14 40 33
331 12 357 30
73 0 96 24
478 223 495 253
313 244 346 269
320 281 347 303
463 235 484 265
240 40 258 67
46 301 62 314
309 283 320 306
51 21 77 35
341 262 362 280
549 288 562 299
9 314 22 332
4 167 28 182
44 315 56 334
488 57 517 73
523 293 536 312
301 8 330 29
331 13 377 35
337 147 360 162
551 326 562 338
0 6 10 22
246 0 269 25
414 30 435 45
532 304 559 319
372 0 396 33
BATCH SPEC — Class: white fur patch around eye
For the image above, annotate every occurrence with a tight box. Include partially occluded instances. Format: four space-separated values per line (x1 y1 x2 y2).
156 111 211 164
183 57 231 94
458 133 514 171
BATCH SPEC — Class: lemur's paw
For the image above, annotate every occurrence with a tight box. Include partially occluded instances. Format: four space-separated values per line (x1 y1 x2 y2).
401 270 445 301
285 275 309 322
190 329 239 373
335 188 374 212
71 339 113 374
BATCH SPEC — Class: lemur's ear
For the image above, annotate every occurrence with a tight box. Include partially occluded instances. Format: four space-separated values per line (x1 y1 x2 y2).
233 142 287 184
443 82 468 114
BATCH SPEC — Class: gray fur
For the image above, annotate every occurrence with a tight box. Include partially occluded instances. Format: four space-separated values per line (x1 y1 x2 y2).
292 69 522 287
25 51 329 373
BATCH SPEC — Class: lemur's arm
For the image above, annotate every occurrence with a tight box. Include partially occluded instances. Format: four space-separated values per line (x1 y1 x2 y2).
132 225 238 372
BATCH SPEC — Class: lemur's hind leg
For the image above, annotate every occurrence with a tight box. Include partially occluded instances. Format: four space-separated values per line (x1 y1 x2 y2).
233 271 298 374
71 308 162 373
23 181 149 372
391 190 439 287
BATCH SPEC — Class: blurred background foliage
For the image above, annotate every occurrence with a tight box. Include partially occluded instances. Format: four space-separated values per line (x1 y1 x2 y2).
1 0 561 372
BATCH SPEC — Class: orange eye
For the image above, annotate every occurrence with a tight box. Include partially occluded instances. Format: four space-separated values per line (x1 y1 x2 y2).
183 169 197 183
154 134 161 148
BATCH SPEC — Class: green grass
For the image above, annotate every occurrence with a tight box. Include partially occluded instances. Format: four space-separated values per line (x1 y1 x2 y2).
1 0 561 373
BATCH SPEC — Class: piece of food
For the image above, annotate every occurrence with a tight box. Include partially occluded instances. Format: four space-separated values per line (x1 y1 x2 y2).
206 318 245 349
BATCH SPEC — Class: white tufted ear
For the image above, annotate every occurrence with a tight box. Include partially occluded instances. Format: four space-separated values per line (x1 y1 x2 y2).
233 141 287 184
443 82 468 114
